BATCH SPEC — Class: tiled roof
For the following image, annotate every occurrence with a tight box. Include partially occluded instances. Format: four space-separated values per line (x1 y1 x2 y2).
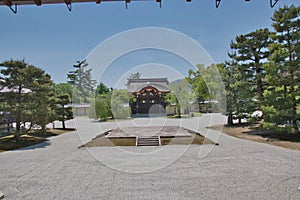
127 78 170 93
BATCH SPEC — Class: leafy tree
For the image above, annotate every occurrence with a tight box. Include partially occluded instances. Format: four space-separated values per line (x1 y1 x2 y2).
187 64 210 104
95 82 111 95
166 79 192 117
264 5 300 133
67 59 96 103
94 94 111 120
187 64 226 114
90 82 115 121
54 83 82 103
229 28 271 103
111 89 131 119
0 60 54 138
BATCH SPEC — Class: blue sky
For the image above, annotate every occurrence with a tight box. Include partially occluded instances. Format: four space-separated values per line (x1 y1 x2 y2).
0 0 297 87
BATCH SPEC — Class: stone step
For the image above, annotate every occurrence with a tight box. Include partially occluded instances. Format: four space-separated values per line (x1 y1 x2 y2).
137 136 160 146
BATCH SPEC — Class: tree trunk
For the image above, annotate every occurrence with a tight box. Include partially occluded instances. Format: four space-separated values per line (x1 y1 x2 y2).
227 112 234 127
290 85 299 134
176 98 181 118
62 105 66 129
62 120 66 130
238 118 242 125
42 125 47 135
177 104 181 118
15 118 21 142
256 60 264 103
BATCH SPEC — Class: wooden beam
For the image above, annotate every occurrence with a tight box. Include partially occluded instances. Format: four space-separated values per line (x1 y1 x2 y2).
34 0 42 6
3 0 13 7
64 0 72 5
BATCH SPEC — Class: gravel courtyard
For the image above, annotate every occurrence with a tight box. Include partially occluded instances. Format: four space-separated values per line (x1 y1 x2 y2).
0 114 299 199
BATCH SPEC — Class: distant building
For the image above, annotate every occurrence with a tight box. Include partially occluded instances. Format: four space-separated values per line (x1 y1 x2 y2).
127 78 171 115
66 104 90 116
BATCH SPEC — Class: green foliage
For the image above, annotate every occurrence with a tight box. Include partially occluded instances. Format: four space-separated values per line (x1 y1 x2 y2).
95 82 111 95
166 79 192 116
0 59 54 136
54 83 82 103
187 64 209 102
260 122 278 130
187 64 226 114
111 89 131 119
90 85 131 120
264 5 300 133
55 94 73 129
261 122 295 133
229 28 271 103
90 82 113 121
67 59 96 103
95 94 111 120
218 61 255 125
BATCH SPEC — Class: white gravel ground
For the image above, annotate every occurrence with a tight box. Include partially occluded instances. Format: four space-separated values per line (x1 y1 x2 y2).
0 114 299 199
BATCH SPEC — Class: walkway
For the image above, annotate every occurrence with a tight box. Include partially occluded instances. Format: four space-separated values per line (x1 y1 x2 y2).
0 114 299 199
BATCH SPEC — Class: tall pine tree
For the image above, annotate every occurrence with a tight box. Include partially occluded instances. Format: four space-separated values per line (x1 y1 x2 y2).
264 5 300 133
67 59 96 103
229 28 271 104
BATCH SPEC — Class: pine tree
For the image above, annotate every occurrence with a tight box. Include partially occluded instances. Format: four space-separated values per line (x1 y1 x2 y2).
264 5 300 133
67 59 96 103
55 94 73 129
219 61 254 126
229 28 271 103
126 72 141 86
0 60 54 138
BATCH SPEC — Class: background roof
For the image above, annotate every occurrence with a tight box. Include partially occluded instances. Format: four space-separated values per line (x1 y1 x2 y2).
127 78 170 93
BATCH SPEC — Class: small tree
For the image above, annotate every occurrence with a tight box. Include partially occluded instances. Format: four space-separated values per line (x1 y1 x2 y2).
187 64 210 105
111 89 131 119
95 94 111 121
166 79 191 117
55 94 73 129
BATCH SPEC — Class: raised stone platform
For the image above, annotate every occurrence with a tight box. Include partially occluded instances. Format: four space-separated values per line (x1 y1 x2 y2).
106 126 192 138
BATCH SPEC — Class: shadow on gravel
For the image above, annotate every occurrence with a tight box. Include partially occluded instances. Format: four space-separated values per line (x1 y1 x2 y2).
18 140 51 151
